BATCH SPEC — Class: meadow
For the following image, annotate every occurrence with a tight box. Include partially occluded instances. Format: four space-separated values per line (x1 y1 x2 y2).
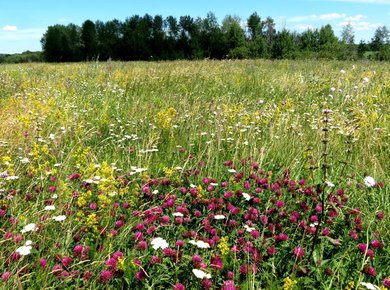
0 60 389 289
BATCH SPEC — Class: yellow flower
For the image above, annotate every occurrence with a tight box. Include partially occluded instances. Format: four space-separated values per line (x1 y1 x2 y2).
283 277 297 290
217 236 230 255
117 257 125 271
344 281 355 290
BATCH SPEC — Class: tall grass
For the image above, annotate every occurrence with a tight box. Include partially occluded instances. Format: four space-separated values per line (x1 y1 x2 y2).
0 60 388 289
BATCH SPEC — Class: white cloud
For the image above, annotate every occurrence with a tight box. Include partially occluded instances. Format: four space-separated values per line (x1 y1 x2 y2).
2 25 17 32
0 28 45 41
293 24 316 31
318 13 347 20
338 21 382 30
345 14 367 21
288 13 347 22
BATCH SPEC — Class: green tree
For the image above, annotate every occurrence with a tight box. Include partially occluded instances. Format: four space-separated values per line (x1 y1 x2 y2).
41 24 67 62
199 12 225 59
339 23 357 60
222 15 246 58
96 19 122 60
262 16 276 57
299 28 320 58
81 20 98 60
41 24 82 62
318 24 339 59
370 26 390 60
272 29 297 59
247 12 265 58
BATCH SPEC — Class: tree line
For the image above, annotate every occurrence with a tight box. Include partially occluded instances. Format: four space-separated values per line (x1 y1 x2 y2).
40 12 390 62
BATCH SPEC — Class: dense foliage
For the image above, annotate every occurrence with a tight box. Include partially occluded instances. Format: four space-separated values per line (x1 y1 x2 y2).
0 60 389 289
0 51 43 64
40 12 390 62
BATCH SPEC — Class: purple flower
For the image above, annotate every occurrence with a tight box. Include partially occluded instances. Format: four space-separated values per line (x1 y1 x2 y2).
222 280 237 290
62 256 72 267
100 270 112 282
192 255 202 264
358 243 368 253
1 272 11 281
39 258 47 268
135 270 146 281
383 277 390 288
137 240 148 251
294 246 304 257
173 283 185 290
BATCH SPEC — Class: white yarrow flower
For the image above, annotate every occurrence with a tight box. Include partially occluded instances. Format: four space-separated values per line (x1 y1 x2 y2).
192 269 211 279
52 215 66 222
21 223 37 234
214 214 225 220
151 237 169 250
44 205 56 211
16 240 33 256
242 192 251 201
244 224 256 232
325 181 335 187
228 169 236 173
361 282 380 290
172 212 184 217
364 176 376 187
189 240 210 248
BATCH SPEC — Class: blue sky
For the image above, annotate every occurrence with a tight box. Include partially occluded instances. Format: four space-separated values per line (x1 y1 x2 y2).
0 0 389 53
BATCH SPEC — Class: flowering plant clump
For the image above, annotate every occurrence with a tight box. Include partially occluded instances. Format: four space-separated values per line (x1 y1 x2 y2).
0 61 389 289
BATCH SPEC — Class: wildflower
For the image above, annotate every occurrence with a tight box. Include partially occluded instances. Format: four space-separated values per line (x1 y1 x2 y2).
211 255 223 270
52 215 66 222
16 242 33 256
360 282 380 290
1 272 11 281
214 214 225 220
202 278 213 289
134 232 144 241
151 237 169 250
192 269 211 279
325 181 335 187
383 277 390 288
21 223 37 233
100 270 112 282
62 256 72 267
44 205 56 211
173 212 184 217
376 212 384 220
371 240 383 248
242 192 251 201
283 276 297 290
176 240 184 247
222 280 236 290
218 237 230 255
293 247 304 257
39 258 47 268
189 240 210 248
364 266 377 277
364 176 376 187
173 283 185 290
150 255 161 265
137 241 148 251
358 243 368 253
267 245 276 255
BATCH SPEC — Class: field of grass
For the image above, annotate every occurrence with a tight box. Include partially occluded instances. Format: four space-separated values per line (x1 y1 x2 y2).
0 60 389 289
